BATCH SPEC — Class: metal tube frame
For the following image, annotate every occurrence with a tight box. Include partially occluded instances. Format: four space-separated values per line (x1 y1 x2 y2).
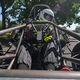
0 21 80 78
0 21 80 64
0 70 80 79
0 21 80 41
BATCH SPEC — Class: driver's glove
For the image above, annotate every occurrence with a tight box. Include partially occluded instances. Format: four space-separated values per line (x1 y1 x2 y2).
44 35 53 43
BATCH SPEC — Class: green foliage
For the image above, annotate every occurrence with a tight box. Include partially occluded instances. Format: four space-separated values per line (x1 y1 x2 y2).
71 2 80 23
1 0 80 28
0 0 15 29
7 0 56 24
0 21 2 30
0 32 13 42
55 0 80 25
4 0 14 9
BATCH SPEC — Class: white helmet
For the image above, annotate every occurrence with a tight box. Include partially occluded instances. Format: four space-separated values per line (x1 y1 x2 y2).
39 9 54 21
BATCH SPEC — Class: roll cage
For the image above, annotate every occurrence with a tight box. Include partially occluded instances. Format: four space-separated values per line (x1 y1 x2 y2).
0 4 80 79
0 21 80 79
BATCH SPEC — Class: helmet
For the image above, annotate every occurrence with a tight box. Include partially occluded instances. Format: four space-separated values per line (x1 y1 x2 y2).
39 9 54 21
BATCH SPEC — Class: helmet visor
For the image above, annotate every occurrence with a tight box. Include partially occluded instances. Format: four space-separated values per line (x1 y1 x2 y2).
44 13 53 21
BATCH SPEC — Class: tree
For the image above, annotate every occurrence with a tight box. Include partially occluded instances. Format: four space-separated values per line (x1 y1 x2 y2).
0 21 2 30
54 0 80 25
11 0 80 25
7 0 56 25
0 0 6 29
1 0 80 29
0 0 14 29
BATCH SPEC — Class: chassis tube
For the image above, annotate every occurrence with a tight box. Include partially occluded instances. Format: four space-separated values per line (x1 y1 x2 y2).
0 70 80 79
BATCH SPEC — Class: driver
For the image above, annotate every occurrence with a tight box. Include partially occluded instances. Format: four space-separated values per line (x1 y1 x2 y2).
17 8 58 70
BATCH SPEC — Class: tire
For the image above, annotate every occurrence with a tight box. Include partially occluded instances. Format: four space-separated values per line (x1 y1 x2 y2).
71 42 80 71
